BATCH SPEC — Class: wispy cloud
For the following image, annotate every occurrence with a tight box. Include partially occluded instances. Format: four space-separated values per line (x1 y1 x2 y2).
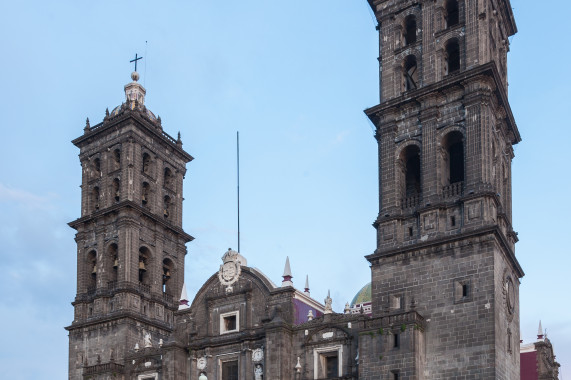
0 183 56 210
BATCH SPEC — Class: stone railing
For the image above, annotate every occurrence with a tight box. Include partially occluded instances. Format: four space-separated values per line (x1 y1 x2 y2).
84 362 124 375
442 181 463 198
402 193 421 209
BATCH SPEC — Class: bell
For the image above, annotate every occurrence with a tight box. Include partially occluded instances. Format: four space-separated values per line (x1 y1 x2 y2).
91 264 97 275
113 258 118 268
139 260 146 271
164 270 171 279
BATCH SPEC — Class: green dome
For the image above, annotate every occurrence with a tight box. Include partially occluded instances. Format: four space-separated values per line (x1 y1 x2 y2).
351 282 371 306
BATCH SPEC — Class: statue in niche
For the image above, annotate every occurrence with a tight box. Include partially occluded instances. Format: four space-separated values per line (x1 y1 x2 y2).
254 364 263 380
144 331 152 348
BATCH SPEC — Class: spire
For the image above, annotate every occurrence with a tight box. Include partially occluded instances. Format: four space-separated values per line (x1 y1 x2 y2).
537 320 544 341
178 282 190 310
84 117 90 133
281 256 293 287
304 275 310 295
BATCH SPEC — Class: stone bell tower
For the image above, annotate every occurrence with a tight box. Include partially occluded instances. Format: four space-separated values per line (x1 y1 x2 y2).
362 0 523 378
66 70 193 380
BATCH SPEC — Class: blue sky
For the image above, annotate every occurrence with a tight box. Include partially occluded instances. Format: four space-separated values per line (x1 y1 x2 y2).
0 0 568 378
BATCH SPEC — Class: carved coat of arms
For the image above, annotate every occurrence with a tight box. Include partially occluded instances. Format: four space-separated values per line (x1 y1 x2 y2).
218 249 242 287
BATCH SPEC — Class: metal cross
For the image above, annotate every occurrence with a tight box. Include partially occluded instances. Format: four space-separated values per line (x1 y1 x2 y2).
130 54 143 72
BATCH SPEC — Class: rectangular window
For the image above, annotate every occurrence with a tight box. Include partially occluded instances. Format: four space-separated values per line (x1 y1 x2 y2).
394 333 400 348
222 360 239 380
220 311 239 334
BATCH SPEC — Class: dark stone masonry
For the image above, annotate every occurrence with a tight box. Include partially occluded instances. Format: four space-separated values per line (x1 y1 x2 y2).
67 0 524 379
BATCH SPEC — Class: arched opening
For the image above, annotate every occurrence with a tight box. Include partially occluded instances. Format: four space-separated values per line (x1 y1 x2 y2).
93 158 101 176
142 153 151 175
445 0 459 28
163 196 171 219
113 178 120 202
404 15 417 46
107 243 118 285
164 167 173 189
162 258 174 295
113 149 121 170
141 182 150 206
404 55 418 91
87 250 97 289
445 39 460 74
138 247 151 287
92 187 100 211
441 131 465 196
402 145 421 198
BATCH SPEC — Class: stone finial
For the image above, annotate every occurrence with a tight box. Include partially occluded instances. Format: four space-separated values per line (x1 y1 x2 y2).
324 290 333 314
295 357 302 373
281 256 293 287
176 131 182 146
307 309 314 321
144 332 152 348
304 275 310 295
84 118 90 133
179 282 190 310
344 302 350 314
537 320 544 341
105 108 109 118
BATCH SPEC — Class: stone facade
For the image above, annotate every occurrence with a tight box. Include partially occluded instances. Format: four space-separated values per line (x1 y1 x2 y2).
68 0 524 378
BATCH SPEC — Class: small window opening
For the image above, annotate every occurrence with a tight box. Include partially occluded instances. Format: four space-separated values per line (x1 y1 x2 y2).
141 182 150 206
88 306 93 316
163 196 171 219
138 247 150 285
450 215 456 227
394 333 400 348
443 131 465 185
224 315 237 331
113 178 120 202
88 250 97 287
445 0 459 28
445 40 460 74
113 149 121 170
393 372 400 380
404 16 417 45
408 226 413 237
462 283 468 298
108 244 118 283
326 356 339 378
142 153 151 174
404 55 419 91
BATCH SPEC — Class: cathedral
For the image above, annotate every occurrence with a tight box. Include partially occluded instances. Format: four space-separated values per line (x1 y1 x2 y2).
66 0 528 379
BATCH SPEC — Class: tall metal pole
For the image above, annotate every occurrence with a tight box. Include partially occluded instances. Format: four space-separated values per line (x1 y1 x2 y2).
237 131 240 253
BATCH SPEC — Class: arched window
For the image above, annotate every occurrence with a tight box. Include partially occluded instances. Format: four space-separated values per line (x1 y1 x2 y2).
108 243 118 284
445 39 460 74
402 145 421 198
142 153 151 175
404 15 417 46
404 55 418 91
163 196 171 219
113 149 121 170
445 0 459 28
141 182 150 206
442 131 465 185
113 178 120 202
164 167 173 189
87 250 97 289
138 247 150 286
162 258 174 295
92 187 100 211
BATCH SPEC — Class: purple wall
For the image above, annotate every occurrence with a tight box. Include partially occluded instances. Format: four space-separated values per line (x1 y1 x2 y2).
292 298 323 325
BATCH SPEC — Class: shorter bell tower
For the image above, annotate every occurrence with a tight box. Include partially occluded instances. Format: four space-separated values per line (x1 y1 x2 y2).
66 69 193 380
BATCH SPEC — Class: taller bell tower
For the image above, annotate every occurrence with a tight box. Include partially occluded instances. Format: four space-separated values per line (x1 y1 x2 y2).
363 0 523 378
66 71 193 379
